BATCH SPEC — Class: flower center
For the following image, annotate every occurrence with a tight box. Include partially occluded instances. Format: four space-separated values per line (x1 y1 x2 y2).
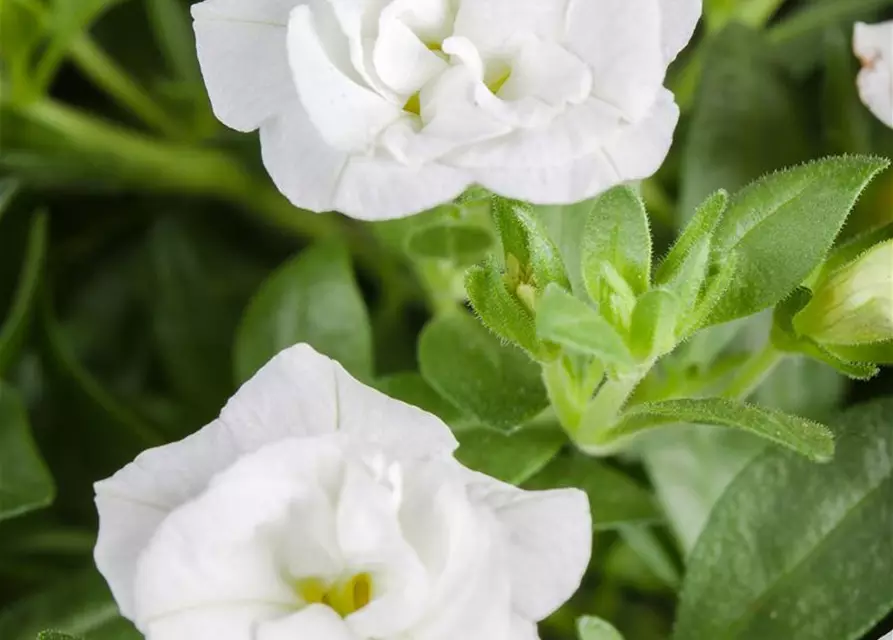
296 573 374 617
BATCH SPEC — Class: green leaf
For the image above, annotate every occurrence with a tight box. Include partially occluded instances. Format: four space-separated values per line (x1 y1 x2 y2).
536 284 635 369
37 633 80 640
456 427 565 485
491 197 568 292
643 426 766 555
0 569 139 640
147 218 262 420
406 220 492 265
0 211 47 376
0 178 21 222
418 313 548 431
675 398 893 640
465 258 543 358
617 524 682 589
655 190 728 308
235 242 372 383
525 451 661 530
707 156 889 324
0 382 54 523
704 0 786 32
629 289 680 361
374 372 464 427
534 201 592 296
679 25 812 220
825 340 893 365
578 616 625 640
580 186 652 306
609 398 834 462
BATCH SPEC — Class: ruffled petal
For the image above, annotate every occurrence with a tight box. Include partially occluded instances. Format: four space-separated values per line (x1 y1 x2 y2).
145 605 285 640
373 15 448 96
452 0 568 55
333 363 458 460
94 419 240 620
660 0 702 63
564 0 664 121
258 605 360 640
465 472 592 621
854 21 893 128
132 438 345 625
332 155 471 220
601 88 680 180
471 151 619 205
286 4 404 150
259 101 349 213
192 0 300 132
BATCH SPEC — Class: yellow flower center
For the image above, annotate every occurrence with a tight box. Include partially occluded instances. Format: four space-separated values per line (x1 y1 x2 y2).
296 573 374 617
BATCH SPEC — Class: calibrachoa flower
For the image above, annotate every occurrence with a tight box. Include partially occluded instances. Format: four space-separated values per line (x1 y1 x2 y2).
854 21 893 129
192 0 701 220
94 344 591 639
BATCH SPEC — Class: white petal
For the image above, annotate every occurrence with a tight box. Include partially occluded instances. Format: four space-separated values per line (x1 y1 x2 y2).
405 468 514 640
132 438 345 624
333 155 471 220
333 363 458 460
336 463 429 637
258 605 359 640
660 0 702 63
144 605 283 640
472 151 620 205
379 0 454 44
854 21 893 129
373 16 448 95
220 344 339 448
94 419 240 620
192 0 300 132
452 0 568 55
601 88 680 179
499 39 591 109
466 473 592 621
259 101 349 213
448 98 622 169
565 0 665 121
286 4 404 151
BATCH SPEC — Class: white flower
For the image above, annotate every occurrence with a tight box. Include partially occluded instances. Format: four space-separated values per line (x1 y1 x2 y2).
94 344 591 639
854 20 893 129
192 0 702 220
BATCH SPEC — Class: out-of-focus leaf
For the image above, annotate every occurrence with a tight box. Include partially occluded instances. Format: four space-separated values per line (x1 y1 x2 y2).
578 616 625 640
37 632 80 640
0 382 54 523
644 426 766 556
525 452 661 530
0 212 47 376
235 242 372 383
145 0 202 84
418 313 549 431
456 427 565 485
405 220 492 265
147 217 263 420
675 399 893 640
680 25 812 220
0 569 139 640
374 372 465 427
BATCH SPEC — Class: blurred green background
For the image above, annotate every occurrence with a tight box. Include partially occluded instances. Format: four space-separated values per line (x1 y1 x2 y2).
1 0 892 638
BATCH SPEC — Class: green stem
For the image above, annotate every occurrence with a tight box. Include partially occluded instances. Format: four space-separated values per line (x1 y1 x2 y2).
69 36 188 139
576 372 645 445
719 343 785 400
16 99 407 289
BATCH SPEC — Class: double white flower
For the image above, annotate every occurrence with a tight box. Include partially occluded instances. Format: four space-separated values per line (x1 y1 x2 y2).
94 345 591 639
854 20 893 129
192 0 702 219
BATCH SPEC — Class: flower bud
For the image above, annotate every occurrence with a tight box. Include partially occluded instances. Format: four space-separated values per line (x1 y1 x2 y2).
794 239 893 346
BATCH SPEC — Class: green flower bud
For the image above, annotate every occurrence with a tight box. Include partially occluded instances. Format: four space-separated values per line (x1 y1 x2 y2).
794 239 893 346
